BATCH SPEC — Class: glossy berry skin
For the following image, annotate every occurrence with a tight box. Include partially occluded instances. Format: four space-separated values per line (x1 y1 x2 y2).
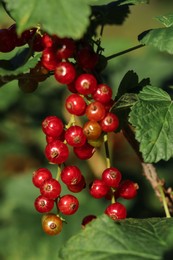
65 125 87 147
93 84 112 104
46 130 65 143
56 38 76 60
74 143 95 160
40 178 61 199
89 179 110 199
0 29 16 52
76 47 98 70
82 215 97 227
67 175 86 193
65 94 86 116
117 180 138 199
32 168 52 188
86 101 106 121
54 61 76 85
45 140 69 164
83 121 102 140
34 195 54 213
42 116 64 138
100 113 119 132
61 165 82 186
104 202 127 220
42 213 63 235
88 134 103 148
75 74 97 95
102 167 122 188
57 194 79 215
41 47 60 70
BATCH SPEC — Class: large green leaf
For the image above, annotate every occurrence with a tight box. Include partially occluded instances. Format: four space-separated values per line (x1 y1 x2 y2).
119 0 149 4
138 26 173 54
58 214 173 260
155 14 173 27
3 0 95 39
129 86 173 163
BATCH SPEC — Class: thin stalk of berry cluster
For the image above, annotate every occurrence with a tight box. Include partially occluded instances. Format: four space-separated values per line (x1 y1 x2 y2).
103 134 111 168
106 44 145 61
158 185 171 218
65 114 75 129
56 165 61 181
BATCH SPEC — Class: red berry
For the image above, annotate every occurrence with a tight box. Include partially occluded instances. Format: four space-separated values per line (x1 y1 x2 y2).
67 175 86 193
42 213 63 235
34 195 54 213
32 168 52 188
89 179 110 199
41 47 60 70
86 101 106 121
56 38 76 60
74 142 95 160
93 84 112 104
46 130 65 143
104 202 127 220
117 180 138 199
75 74 97 95
65 94 86 116
102 167 122 188
65 125 87 147
18 77 38 93
61 165 82 186
83 120 102 140
76 47 98 69
40 178 61 199
100 112 119 132
42 116 64 138
82 215 97 227
54 61 76 85
45 140 69 164
29 33 44 52
0 28 16 52
57 194 79 215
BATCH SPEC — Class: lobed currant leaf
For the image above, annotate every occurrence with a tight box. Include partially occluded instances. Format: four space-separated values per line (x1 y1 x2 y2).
129 86 173 163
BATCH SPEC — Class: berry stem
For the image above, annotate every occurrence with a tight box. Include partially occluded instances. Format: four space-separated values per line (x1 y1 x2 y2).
65 114 75 129
106 44 145 61
103 134 111 168
158 185 171 218
56 165 62 181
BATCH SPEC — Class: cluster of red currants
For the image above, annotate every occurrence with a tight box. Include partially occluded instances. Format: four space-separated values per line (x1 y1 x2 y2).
1 24 139 234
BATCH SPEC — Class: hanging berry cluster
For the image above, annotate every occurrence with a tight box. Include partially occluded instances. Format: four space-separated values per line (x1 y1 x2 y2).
0 24 138 235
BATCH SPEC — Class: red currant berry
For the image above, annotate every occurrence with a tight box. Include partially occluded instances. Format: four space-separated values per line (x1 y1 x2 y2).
29 33 44 52
54 61 76 85
0 28 16 52
34 195 54 213
42 213 63 235
104 202 127 220
61 165 82 186
18 77 38 93
57 194 79 215
41 47 60 71
46 130 65 143
65 94 86 116
32 168 52 188
67 81 78 93
88 134 103 148
100 112 119 132
86 101 106 121
76 47 98 69
89 179 110 199
75 74 97 95
45 140 69 164
93 84 112 104
56 38 76 60
65 125 87 147
102 167 122 188
67 175 86 193
82 215 97 227
40 178 61 199
83 120 102 140
42 116 64 138
117 180 138 199
74 142 95 160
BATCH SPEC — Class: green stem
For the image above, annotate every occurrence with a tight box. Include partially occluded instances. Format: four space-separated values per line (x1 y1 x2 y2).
56 165 62 181
106 44 145 61
103 134 111 169
158 185 171 218
65 114 75 129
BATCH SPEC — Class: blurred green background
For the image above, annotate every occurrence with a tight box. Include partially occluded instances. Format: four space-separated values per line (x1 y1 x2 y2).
1 1 173 259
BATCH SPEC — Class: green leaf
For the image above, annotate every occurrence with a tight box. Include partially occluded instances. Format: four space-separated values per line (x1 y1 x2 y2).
58 214 173 260
138 26 173 54
3 0 95 39
119 0 149 5
0 47 41 76
129 86 173 163
155 14 173 27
